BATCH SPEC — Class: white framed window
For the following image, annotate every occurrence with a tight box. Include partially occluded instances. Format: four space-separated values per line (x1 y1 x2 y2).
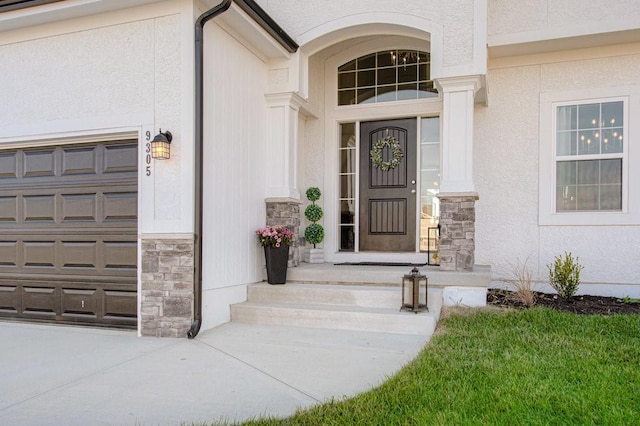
539 87 640 226
554 99 625 212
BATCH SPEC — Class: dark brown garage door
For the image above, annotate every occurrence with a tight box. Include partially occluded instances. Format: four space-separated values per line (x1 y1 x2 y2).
0 140 138 328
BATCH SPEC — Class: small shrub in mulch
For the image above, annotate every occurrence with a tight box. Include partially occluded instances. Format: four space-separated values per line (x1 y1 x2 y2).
488 288 640 315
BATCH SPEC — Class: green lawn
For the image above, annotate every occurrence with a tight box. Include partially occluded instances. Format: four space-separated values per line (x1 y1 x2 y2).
236 308 640 425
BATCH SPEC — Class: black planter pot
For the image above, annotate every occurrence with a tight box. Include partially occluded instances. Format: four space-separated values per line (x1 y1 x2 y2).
264 244 289 284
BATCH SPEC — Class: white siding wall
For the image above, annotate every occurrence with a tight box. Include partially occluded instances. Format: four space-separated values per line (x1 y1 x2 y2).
0 5 193 234
201 22 268 330
475 49 640 297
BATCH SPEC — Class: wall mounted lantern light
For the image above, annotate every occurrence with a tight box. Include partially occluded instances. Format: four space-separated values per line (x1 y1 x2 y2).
151 129 172 160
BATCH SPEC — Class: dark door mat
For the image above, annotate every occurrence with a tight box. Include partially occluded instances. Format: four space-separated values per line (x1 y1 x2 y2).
333 262 428 267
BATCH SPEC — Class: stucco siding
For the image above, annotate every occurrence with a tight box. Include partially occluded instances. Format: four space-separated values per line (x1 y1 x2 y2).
476 51 640 295
489 0 640 39
0 20 154 127
262 0 478 70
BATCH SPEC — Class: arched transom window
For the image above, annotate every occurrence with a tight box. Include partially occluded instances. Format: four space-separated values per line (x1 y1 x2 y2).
338 49 437 106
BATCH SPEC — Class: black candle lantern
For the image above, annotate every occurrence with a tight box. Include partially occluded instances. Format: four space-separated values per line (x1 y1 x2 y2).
401 267 428 313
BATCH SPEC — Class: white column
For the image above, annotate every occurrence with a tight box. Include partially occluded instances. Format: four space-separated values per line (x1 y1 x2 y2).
435 75 483 194
264 92 306 200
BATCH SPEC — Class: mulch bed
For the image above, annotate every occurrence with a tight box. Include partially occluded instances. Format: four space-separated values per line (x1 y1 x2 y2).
487 289 640 315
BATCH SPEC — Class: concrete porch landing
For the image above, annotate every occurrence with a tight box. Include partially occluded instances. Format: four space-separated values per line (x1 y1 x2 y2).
235 263 491 337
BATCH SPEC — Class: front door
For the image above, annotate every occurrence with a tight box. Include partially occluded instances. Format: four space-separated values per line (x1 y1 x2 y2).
359 118 417 251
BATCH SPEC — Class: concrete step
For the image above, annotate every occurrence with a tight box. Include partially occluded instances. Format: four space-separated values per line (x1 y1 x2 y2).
230 302 438 335
248 282 442 311
231 283 443 335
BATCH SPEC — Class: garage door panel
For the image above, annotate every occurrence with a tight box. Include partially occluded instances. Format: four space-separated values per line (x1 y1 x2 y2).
104 143 137 173
0 152 18 179
0 242 17 266
62 146 97 176
61 241 97 269
104 241 137 270
0 139 138 328
23 241 56 268
104 192 137 221
23 149 56 177
23 286 56 313
0 196 17 221
61 193 97 222
0 285 18 312
23 195 56 222
62 288 98 317
104 290 137 319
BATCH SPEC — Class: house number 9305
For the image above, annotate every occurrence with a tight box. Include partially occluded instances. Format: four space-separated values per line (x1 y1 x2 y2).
145 130 152 176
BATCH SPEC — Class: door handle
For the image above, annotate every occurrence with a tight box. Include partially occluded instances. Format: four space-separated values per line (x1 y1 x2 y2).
411 180 416 185
411 189 416 194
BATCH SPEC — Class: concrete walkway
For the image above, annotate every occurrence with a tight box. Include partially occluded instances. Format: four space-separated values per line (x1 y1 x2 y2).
0 321 430 425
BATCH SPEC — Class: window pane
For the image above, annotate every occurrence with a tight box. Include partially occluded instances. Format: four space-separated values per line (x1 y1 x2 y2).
557 184 577 211
357 53 376 70
340 149 356 172
339 225 355 251
339 59 356 72
418 63 430 81
557 161 576 187
340 175 354 198
421 144 439 170
600 184 622 210
578 103 600 129
377 51 395 67
556 131 576 155
398 65 417 83
357 69 375 87
557 105 576 131
576 185 599 210
601 128 623 153
357 87 376 104
600 159 622 184
377 67 396 85
337 49 433 105
397 83 418 101
576 160 599 185
338 72 355 89
418 82 438 98
578 130 600 155
340 200 355 224
602 101 623 127
340 123 355 148
338 90 355 106
421 117 440 142
376 85 396 103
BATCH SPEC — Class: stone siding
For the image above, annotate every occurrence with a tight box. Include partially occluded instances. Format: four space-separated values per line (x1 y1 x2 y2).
265 198 301 267
438 193 479 271
141 238 194 337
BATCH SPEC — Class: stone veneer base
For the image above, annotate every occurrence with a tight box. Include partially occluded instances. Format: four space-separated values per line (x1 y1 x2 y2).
437 192 479 272
265 198 301 267
141 237 194 337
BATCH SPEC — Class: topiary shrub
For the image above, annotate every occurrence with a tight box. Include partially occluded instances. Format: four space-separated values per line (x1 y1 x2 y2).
304 187 324 248
548 252 583 299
